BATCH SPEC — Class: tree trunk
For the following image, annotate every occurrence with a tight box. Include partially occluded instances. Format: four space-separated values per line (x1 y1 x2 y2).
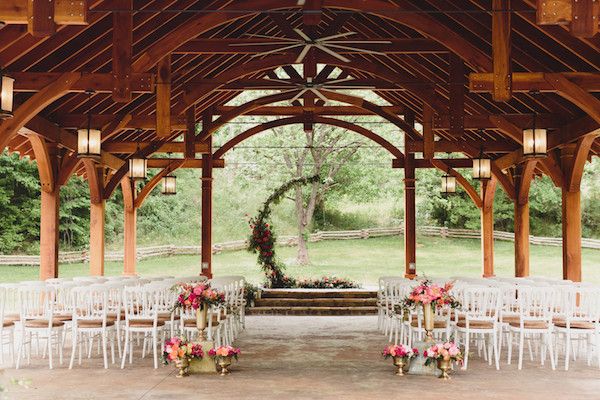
297 232 309 265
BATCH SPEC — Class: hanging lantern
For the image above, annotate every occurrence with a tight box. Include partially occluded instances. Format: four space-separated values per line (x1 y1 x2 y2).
77 113 101 159
161 174 176 195
441 173 456 194
523 114 547 158
128 158 147 180
0 71 15 120
472 146 491 180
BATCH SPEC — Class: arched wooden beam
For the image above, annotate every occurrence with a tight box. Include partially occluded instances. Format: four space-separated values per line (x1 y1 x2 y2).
201 90 420 143
179 54 440 115
57 152 81 187
213 116 405 162
545 74 600 125
431 159 482 209
538 157 563 188
120 176 135 211
134 160 184 208
517 160 538 206
567 134 598 192
27 134 55 193
132 0 491 73
83 159 103 204
0 72 80 151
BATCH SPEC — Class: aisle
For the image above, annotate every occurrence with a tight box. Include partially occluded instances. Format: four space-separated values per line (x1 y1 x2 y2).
4 316 600 399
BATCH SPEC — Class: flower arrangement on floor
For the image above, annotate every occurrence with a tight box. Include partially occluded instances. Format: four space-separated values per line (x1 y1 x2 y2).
163 337 204 378
295 276 360 289
209 345 241 375
423 341 464 380
382 344 418 376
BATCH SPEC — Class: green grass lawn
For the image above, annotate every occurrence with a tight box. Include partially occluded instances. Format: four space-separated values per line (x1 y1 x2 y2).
2 236 599 285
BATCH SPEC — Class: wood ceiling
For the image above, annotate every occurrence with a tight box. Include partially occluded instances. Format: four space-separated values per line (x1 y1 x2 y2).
1 0 599 195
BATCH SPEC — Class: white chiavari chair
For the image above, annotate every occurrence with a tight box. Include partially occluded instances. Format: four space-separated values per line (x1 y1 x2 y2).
69 285 116 369
15 285 64 369
0 285 15 366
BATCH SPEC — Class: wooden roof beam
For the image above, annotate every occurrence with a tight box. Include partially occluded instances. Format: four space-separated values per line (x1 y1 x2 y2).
102 141 209 154
27 0 56 37
0 0 87 25
11 72 154 93
173 38 448 54
470 72 600 92
112 0 133 102
492 0 512 102
448 55 465 138
536 0 599 38
156 55 171 138
146 158 224 169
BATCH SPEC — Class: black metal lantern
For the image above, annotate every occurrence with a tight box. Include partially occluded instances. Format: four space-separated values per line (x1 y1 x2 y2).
0 70 15 120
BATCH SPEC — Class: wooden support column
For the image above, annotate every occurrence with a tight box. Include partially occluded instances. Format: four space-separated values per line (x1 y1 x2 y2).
112 0 133 102
201 115 213 278
560 144 582 281
513 160 536 277
403 114 416 278
27 0 56 37
85 161 105 276
422 104 435 159
121 177 137 276
481 178 497 277
156 55 171 138
492 0 512 102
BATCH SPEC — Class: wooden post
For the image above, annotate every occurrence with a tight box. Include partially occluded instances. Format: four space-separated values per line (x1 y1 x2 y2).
89 200 106 276
514 200 530 277
491 0 512 102
123 205 137 276
561 189 582 281
40 185 60 280
404 116 416 278
201 117 213 278
481 178 497 277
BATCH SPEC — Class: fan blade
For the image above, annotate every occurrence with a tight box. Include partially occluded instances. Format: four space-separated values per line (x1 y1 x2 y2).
322 85 377 90
326 40 392 44
317 32 357 41
293 28 312 42
263 77 298 86
315 44 350 63
311 89 329 104
322 76 354 85
250 44 303 58
244 33 300 41
325 44 387 55
229 41 300 46
289 89 307 104
295 45 311 64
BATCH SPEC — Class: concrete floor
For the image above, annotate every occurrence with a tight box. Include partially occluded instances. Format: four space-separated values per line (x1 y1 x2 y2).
2 316 600 400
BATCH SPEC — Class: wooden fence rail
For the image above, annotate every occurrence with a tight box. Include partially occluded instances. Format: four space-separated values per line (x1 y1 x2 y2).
1 226 599 266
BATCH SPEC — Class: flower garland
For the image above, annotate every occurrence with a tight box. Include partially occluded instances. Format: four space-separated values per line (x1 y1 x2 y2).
247 175 321 288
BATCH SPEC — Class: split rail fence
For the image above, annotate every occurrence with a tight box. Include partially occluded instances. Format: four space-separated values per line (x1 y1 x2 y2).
2 226 599 266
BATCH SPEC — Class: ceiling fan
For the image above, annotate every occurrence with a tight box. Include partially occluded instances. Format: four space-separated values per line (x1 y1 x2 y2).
263 76 375 104
231 29 392 64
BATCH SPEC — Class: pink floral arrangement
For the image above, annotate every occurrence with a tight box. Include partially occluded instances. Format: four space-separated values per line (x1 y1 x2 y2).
209 345 241 361
382 344 418 360
401 279 460 310
423 342 463 366
173 282 225 310
162 337 204 364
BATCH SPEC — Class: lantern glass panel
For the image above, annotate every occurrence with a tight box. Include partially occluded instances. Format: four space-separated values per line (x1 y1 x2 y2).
129 158 147 179
441 175 456 194
523 128 547 157
0 74 14 117
77 128 101 158
472 158 491 180
161 175 176 195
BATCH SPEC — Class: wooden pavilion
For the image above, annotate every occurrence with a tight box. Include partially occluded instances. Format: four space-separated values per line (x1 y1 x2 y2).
0 1 598 282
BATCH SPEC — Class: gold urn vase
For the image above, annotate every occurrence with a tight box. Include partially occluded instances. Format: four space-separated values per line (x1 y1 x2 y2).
422 304 435 343
392 356 408 376
217 356 232 376
196 305 208 340
175 358 190 378
437 358 452 380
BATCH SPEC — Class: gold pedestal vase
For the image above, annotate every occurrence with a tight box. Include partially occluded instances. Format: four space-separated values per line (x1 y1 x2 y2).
196 305 208 340
437 358 452 380
392 356 408 376
422 304 435 343
218 356 232 376
175 358 190 378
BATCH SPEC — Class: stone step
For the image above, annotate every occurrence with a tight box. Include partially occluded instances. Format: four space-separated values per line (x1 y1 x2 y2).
247 306 378 316
260 289 377 299
254 298 378 307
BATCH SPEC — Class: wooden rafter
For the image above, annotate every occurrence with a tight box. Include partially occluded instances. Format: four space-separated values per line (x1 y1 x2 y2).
491 0 512 102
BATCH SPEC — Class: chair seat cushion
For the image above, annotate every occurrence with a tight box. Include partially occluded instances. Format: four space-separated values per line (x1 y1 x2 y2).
77 319 116 328
127 319 166 327
3 321 14 328
501 315 521 324
158 312 180 320
4 313 20 323
554 320 595 330
24 319 64 328
410 320 447 329
456 320 494 329
508 320 548 329
54 314 73 322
